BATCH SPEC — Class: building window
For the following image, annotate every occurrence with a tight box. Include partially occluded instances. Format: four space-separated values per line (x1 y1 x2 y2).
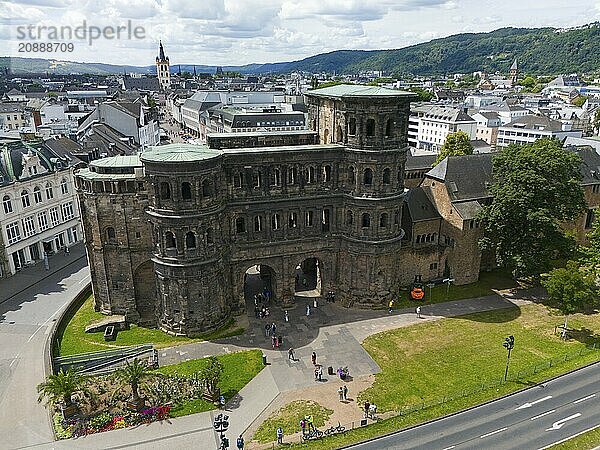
366 118 375 137
349 166 355 185
288 167 297 185
38 211 49 231
593 184 600 194
430 262 438 270
3 195 12 214
349 117 356 136
322 209 330 232
21 190 30 208
235 217 246 233
254 171 262 188
305 210 314 227
289 212 298 228
23 215 36 237
383 168 391 185
306 166 315 183
234 172 244 189
272 168 281 187
45 183 54 200
254 216 263 232
271 213 281 230
33 186 42 203
362 213 371 228
105 227 116 243
379 213 388 228
363 168 373 186
323 165 332 183
346 210 353 226
165 231 176 249
185 231 196 249
49 207 60 226
385 119 392 137
60 178 69 195
181 182 192 200
61 202 74 221
6 221 21 244
160 182 171 200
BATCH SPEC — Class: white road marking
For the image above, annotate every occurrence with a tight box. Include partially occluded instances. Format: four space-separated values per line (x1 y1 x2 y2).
530 410 556 421
441 446 455 450
516 395 553 410
545 413 581 431
573 393 596 404
480 427 508 438
9 355 19 367
538 423 600 450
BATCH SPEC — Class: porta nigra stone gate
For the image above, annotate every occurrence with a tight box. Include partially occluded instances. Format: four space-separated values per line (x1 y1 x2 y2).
76 85 446 337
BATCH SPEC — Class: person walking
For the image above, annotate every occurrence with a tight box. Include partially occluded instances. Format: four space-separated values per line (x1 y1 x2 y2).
288 347 295 361
276 426 283 444
300 418 307 435
311 351 317 365
343 385 348 401
318 365 323 381
388 299 394 314
338 386 344 401
236 435 244 450
313 298 318 308
285 310 289 322
364 401 370 418
314 367 319 381
416 305 422 319
307 414 315 431
272 335 277 349
265 323 271 337
271 322 277 336
306 304 311 316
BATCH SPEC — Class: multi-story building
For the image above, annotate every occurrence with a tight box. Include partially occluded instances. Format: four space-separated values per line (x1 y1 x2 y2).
408 105 477 153
207 105 305 134
496 115 583 148
0 139 82 277
472 111 501 146
0 103 29 131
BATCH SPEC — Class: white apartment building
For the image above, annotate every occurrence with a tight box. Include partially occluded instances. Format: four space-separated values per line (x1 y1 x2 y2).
0 140 81 277
479 103 530 125
496 115 583 148
471 111 501 145
408 105 477 153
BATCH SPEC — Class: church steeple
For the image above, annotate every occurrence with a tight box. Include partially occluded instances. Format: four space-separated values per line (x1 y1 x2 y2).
155 40 171 90
509 59 518 85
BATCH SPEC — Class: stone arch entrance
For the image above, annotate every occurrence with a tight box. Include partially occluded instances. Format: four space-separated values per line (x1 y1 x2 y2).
134 261 157 325
243 264 277 306
294 257 322 298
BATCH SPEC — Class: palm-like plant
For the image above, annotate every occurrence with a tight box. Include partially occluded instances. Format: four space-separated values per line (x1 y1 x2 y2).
113 358 158 402
37 368 90 407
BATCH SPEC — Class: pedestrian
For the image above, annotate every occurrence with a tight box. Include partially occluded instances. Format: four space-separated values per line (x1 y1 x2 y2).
311 351 317 365
416 305 421 319
313 298 318 308
388 299 394 313
271 322 277 336
254 294 258 306
364 401 370 418
219 395 226 409
265 323 271 337
307 414 315 431
276 426 283 444
254 305 260 318
285 310 289 322
306 304 311 316
338 386 344 401
288 347 295 361
314 367 319 381
64 246 70 255
300 418 306 435
369 403 377 419
318 365 323 381
236 435 244 450
343 385 348 401
272 335 277 349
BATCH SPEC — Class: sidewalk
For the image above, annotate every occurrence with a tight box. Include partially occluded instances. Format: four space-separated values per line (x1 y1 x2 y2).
0 243 87 303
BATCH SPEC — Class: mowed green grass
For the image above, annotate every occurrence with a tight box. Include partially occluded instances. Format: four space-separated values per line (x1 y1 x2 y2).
156 350 264 417
548 425 600 450
55 295 244 356
360 303 600 412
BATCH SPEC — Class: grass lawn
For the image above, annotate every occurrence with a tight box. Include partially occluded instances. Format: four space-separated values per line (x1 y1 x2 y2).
156 350 263 417
55 295 244 356
548 425 600 449
395 269 518 310
285 303 600 449
254 400 333 443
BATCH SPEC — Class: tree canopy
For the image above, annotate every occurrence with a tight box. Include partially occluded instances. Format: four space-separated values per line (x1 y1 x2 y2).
433 131 473 166
479 139 586 278
541 260 599 316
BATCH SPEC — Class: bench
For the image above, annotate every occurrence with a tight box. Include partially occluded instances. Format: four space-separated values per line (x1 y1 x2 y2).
104 326 116 341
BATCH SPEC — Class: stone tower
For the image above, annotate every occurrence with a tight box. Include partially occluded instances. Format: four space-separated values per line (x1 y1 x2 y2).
509 59 518 86
156 41 171 91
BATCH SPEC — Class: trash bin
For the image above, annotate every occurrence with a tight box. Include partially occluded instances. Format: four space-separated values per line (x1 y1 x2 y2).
262 354 267 365
328 366 334 375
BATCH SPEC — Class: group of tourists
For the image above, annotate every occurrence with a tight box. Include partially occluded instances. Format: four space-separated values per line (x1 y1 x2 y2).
337 385 349 401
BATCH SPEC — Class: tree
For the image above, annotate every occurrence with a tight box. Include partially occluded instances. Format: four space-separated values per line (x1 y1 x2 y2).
541 260 599 338
113 358 158 402
519 76 537 89
200 356 224 399
408 87 433 102
593 110 600 135
433 131 473 166
578 216 600 277
37 368 90 407
479 139 587 278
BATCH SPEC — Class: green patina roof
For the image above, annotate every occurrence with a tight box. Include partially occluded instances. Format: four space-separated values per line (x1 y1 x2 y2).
91 155 142 168
140 144 222 163
305 84 416 99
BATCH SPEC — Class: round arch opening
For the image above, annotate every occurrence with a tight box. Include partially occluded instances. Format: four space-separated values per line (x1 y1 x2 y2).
294 257 322 297
243 264 276 306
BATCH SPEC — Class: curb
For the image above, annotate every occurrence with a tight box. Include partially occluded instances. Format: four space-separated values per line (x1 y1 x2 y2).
338 359 600 449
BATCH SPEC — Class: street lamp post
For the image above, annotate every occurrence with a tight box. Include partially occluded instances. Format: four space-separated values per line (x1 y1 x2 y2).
213 413 230 449
442 278 455 300
502 335 515 382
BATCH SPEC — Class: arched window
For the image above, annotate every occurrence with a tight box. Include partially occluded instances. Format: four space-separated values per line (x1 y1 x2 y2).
349 117 356 136
160 182 171 200
366 118 375 137
380 213 388 228
33 186 42 203
234 172 244 188
416 235 421 244
362 213 371 228
385 119 392 137
254 216 262 232
272 168 281 187
165 231 176 249
45 182 54 200
185 231 196 249
106 227 116 243
206 228 214 244
271 213 280 230
289 212 298 228
235 217 246 233
21 190 30 208
288 167 297 185
60 178 69 195
202 179 212 197
363 168 373 186
323 165 332 183
181 182 192 200
346 210 353 226
383 168 391 185
426 233 431 242
349 166 355 184
3 195 12 214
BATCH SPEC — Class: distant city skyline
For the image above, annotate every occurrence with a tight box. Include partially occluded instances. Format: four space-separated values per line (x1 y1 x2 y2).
3 0 600 67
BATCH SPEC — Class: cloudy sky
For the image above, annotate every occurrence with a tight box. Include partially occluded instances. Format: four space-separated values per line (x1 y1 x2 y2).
3 0 600 67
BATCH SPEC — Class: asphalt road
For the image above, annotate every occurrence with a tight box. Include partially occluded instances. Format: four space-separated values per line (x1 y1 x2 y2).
348 361 600 450
0 257 89 449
